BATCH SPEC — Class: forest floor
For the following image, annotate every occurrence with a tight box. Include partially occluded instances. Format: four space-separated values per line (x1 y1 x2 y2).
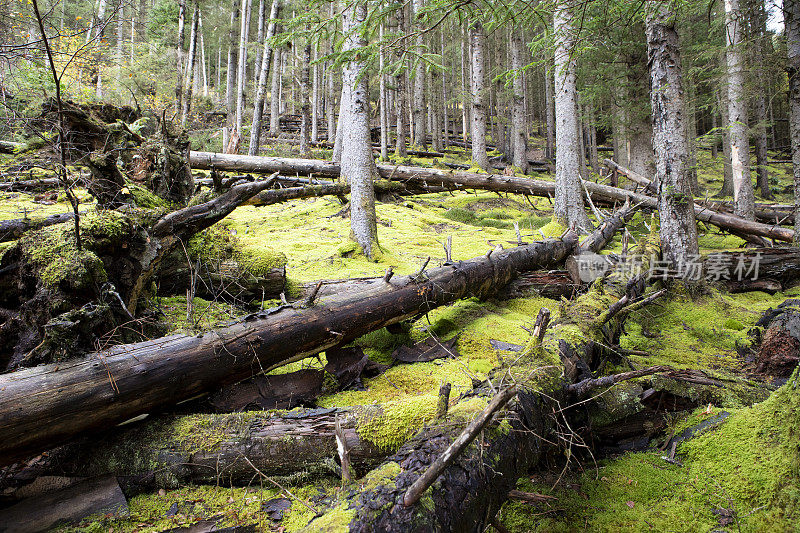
1 135 798 532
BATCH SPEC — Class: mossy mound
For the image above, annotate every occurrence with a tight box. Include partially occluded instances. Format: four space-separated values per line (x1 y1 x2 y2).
498 368 800 532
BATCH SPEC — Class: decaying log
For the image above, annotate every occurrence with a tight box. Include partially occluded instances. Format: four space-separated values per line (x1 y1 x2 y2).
0 212 76 243
753 299 800 376
190 152 794 242
296 230 662 531
0 140 27 154
0 233 577 465
696 199 795 226
601 158 793 242
0 178 62 192
0 476 128 533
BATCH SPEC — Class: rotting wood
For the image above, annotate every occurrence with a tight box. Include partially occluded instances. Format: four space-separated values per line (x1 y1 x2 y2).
0 233 577 465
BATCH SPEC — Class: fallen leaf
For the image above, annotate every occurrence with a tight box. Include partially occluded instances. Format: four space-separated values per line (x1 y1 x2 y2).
626 501 635 509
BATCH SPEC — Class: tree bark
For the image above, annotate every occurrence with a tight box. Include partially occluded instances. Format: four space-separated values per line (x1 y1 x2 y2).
717 86 735 197
180 1 199 127
248 0 281 156
269 46 283 136
511 30 529 174
341 2 379 258
379 24 389 160
469 21 489 170
725 0 756 219
786 0 800 244
299 39 312 155
395 7 409 158
0 232 577 465
553 2 591 230
411 0 427 150
175 0 187 113
224 0 240 150
646 2 700 266
234 0 252 139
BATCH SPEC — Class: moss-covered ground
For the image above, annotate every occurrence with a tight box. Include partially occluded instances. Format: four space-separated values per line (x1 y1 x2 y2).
6 140 800 532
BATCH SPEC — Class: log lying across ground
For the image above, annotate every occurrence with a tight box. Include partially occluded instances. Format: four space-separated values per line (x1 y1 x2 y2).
0 212 77 242
0 177 63 192
0 233 577 465
189 152 795 242
300 233 664 531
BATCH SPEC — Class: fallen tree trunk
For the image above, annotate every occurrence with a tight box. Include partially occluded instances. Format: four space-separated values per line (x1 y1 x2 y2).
0 212 77 243
601 158 793 242
300 235 663 531
0 178 63 192
0 233 577 465
189 152 794 242
0 140 27 154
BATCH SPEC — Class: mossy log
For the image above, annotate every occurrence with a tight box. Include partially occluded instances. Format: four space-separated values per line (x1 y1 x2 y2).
0 178 62 192
0 234 577 465
299 242 662 531
0 140 27 154
0 212 77 243
189 152 793 242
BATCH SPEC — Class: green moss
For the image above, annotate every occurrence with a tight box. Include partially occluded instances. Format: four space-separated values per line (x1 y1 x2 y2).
355 394 439 450
497 370 800 532
537 218 569 238
128 182 171 209
240 246 287 274
301 503 356 532
360 461 402 491
157 295 241 333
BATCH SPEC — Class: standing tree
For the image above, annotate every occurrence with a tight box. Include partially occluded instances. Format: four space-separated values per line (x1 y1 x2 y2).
469 20 489 170
411 0 427 149
553 0 590 229
646 0 699 266
787 0 800 244
724 0 755 219
248 0 282 156
340 0 379 258
510 28 528 173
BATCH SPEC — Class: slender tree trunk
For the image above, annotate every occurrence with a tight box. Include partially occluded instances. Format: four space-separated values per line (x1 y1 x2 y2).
711 111 719 159
341 1 379 258
411 0 427 149
299 38 311 155
247 0 281 155
269 47 282 136
545 59 556 161
217 38 222 95
510 30 528 173
441 29 449 147
717 86 735 196
199 14 208 97
379 23 389 160
553 2 590 229
235 0 252 138
254 0 265 88
326 2 337 142
93 0 109 98
750 0 773 199
725 0 755 219
175 0 186 113
180 2 199 127
786 0 800 244
312 42 320 143
333 83 346 162
115 1 123 86
225 0 240 150
646 1 700 266
395 8 408 157
469 21 489 170
461 27 469 146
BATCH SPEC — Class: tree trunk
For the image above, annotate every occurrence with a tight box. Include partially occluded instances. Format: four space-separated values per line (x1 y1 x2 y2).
269 46 282 136
469 21 489 170
511 30 528 173
553 3 591 230
234 0 252 139
180 1 199 127
248 0 281 155
341 2 379 258
379 24 389 160
253 0 265 88
224 0 239 150
395 8 409 158
725 0 756 219
788 0 800 245
175 0 186 114
312 42 320 143
646 1 700 266
717 86 735 196
411 0 427 150
300 38 312 155
0 233 578 465
749 0 773 199
545 59 556 161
